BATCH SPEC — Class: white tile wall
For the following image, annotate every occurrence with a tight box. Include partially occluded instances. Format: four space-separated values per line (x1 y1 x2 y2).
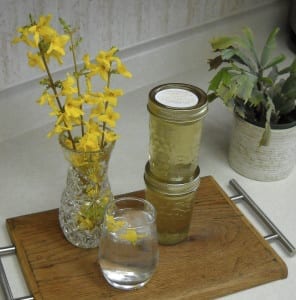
1 0 278 91
0 0 288 143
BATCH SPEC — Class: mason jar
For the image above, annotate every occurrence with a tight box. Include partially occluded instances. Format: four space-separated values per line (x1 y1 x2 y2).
144 161 200 245
147 83 207 182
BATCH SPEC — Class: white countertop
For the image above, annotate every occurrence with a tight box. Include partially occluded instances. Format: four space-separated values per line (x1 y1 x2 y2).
1 2 295 299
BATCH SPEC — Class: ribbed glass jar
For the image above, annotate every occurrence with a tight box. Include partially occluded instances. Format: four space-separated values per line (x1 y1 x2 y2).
144 162 200 245
148 83 207 182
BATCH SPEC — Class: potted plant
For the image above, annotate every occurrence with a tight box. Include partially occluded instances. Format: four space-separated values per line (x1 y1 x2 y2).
208 27 296 181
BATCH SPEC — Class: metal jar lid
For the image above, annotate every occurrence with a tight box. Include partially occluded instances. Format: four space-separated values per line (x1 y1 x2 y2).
144 161 200 196
148 83 208 123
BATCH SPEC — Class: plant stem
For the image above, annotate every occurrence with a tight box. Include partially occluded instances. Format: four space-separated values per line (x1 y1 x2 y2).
69 33 85 137
39 48 76 149
100 71 111 148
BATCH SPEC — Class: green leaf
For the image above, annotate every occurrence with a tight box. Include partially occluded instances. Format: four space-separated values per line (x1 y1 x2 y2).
278 66 290 75
234 105 246 119
234 73 257 101
221 48 257 71
217 78 238 104
267 66 279 82
259 96 275 146
220 48 235 60
242 27 255 48
274 96 296 115
260 27 280 68
290 58 296 74
262 54 286 70
208 67 232 91
210 36 242 50
259 123 271 146
281 75 296 97
207 93 218 102
249 89 265 107
242 27 260 65
208 55 223 70
261 77 273 86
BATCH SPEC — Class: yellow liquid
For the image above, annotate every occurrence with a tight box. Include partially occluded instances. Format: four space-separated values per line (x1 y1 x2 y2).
145 189 195 245
149 114 203 182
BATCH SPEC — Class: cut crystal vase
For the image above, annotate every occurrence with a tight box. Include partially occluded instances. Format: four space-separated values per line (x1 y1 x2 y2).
59 132 115 248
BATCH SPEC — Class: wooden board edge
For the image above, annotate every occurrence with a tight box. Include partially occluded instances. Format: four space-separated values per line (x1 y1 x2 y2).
207 176 288 279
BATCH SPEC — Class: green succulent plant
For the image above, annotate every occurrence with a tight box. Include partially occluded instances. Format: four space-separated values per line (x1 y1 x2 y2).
208 27 296 145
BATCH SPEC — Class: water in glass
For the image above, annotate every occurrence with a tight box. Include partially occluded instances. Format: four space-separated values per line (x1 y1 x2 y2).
98 197 158 290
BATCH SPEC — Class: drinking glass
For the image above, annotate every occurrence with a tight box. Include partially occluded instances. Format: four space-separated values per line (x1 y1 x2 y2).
98 197 159 290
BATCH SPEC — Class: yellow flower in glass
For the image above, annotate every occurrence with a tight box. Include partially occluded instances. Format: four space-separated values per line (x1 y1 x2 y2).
13 14 132 248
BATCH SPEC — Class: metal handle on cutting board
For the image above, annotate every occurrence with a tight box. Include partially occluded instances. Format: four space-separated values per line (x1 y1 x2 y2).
0 246 33 300
229 179 296 256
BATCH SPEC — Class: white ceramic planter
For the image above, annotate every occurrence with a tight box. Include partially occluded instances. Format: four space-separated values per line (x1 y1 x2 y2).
228 114 296 181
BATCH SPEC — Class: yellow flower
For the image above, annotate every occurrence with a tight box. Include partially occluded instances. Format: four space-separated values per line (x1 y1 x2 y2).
37 91 57 111
84 92 104 105
85 119 102 137
46 50 64 65
120 229 141 246
113 57 132 78
37 91 51 105
64 96 84 118
103 87 123 106
13 15 133 152
77 215 94 230
117 62 132 78
94 47 119 81
63 137 74 150
90 102 105 119
47 34 69 56
28 14 56 46
84 53 107 80
56 111 72 126
86 185 100 198
12 27 36 48
106 215 125 232
104 131 119 143
27 52 45 70
61 75 78 96
96 47 118 64
96 58 110 82
47 126 62 138
76 132 99 151
47 112 73 137
83 54 91 68
99 107 120 128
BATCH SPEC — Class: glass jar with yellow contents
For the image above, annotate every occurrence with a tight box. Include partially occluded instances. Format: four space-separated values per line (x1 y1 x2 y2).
144 162 200 245
147 83 207 182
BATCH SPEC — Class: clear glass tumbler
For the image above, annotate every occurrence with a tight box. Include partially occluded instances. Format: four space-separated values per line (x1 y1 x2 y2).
98 197 159 290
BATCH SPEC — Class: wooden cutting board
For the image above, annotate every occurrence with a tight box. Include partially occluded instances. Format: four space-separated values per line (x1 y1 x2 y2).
6 176 287 299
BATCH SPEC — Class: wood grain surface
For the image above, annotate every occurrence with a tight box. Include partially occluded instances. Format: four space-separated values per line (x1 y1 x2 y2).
6 176 287 299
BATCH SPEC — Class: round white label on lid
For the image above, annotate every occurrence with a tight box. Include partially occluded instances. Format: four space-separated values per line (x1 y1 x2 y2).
155 88 199 108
